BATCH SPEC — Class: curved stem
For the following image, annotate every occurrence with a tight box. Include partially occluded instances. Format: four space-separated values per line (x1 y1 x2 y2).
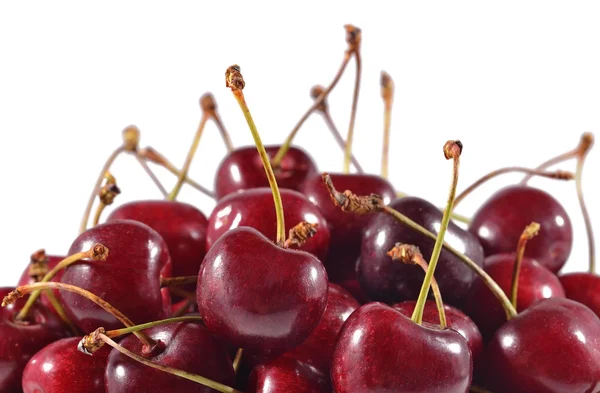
510 222 540 309
211 113 234 153
520 149 577 185
167 115 209 201
43 289 79 335
134 153 168 196
343 51 361 174
455 167 573 207
80 145 125 233
98 334 243 393
232 348 243 373
106 316 203 339
92 202 106 227
575 148 595 273
271 52 352 167
320 109 364 173
160 276 198 288
412 141 461 325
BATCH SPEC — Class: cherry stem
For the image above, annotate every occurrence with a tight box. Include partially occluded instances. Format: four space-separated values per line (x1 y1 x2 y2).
232 348 243 373
16 244 109 321
167 114 209 201
160 276 198 288
105 316 203 339
510 222 540 309
211 111 234 153
6 282 156 352
283 222 318 249
97 333 243 393
168 287 196 301
139 147 216 199
454 167 574 207
92 172 121 227
43 289 80 335
574 134 595 273
134 153 168 197
411 141 462 325
388 244 446 328
226 65 286 245
199 92 235 153
172 299 195 318
380 71 394 179
343 31 362 174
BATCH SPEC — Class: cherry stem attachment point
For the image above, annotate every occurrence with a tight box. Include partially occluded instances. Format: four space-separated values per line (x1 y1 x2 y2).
510 222 540 309
160 276 198 288
284 222 318 249
380 71 394 179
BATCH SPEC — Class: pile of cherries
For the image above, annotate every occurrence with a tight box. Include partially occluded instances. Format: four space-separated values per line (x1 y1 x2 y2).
1 25 599 393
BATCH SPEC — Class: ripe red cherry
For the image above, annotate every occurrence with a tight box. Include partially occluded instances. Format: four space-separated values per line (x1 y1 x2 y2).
301 173 395 285
482 298 600 393
106 322 235 392
247 356 331 393
215 145 318 199
464 254 565 340
559 272 600 317
393 300 483 364
107 200 208 280
197 227 328 360
285 283 359 373
0 287 69 393
331 302 472 393
17 255 64 316
22 337 110 393
207 188 330 261
59 220 172 333
469 185 573 273
359 196 484 307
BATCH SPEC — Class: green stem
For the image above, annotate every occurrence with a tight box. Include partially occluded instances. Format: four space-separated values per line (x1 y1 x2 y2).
106 316 203 339
43 289 79 335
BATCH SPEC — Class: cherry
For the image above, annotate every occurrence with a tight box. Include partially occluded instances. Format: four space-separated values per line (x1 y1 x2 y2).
482 298 600 393
393 300 483 364
0 287 69 393
22 337 110 393
331 302 472 393
17 254 64 316
285 283 359 374
359 196 485 306
247 356 331 393
214 145 318 200
301 172 395 285
560 272 600 318
59 220 172 333
197 227 328 359
469 185 573 273
105 322 236 392
465 254 565 340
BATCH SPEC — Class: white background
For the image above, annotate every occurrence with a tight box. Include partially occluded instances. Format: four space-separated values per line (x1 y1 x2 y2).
0 1 598 286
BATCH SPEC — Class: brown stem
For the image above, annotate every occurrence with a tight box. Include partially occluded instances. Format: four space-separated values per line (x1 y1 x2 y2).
43 290 80 335
160 276 198 288
28 249 49 282
510 222 540 309
388 244 447 328
232 348 243 374
343 26 362 174
200 93 234 153
574 133 595 273
134 153 168 197
454 167 574 207
283 222 318 248
380 71 394 179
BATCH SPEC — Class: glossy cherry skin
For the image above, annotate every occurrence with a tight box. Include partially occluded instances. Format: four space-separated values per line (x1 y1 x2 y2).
247 356 331 393
482 298 600 393
464 254 565 340
59 220 172 333
17 255 64 316
0 287 69 393
197 227 328 360
560 272 600 318
22 337 110 393
359 196 485 307
207 188 330 261
106 322 235 392
107 200 208 280
393 300 483 365
215 145 318 200
286 283 359 374
301 173 395 284
331 302 472 393
469 185 573 273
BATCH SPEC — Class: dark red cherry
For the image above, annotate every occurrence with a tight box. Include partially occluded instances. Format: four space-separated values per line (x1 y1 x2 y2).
197 227 328 359
464 254 565 340
59 220 172 333
207 188 330 261
301 173 395 285
106 322 235 392
17 255 64 316
285 283 359 373
560 272 600 318
483 298 600 393
359 196 485 307
107 200 208 280
247 356 331 393
393 300 483 364
22 337 110 393
331 302 472 393
469 185 573 273
215 145 318 199
0 287 69 393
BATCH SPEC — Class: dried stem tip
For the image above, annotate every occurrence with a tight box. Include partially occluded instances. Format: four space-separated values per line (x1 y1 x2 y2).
78 327 106 355
380 71 394 100
2 289 22 307
99 183 121 205
200 93 217 114
522 222 541 240
91 243 110 260
577 132 595 155
344 24 362 52
443 140 463 160
322 173 383 214
387 243 421 264
284 222 319 248
29 249 49 281
122 125 140 152
310 85 328 111
225 65 245 91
